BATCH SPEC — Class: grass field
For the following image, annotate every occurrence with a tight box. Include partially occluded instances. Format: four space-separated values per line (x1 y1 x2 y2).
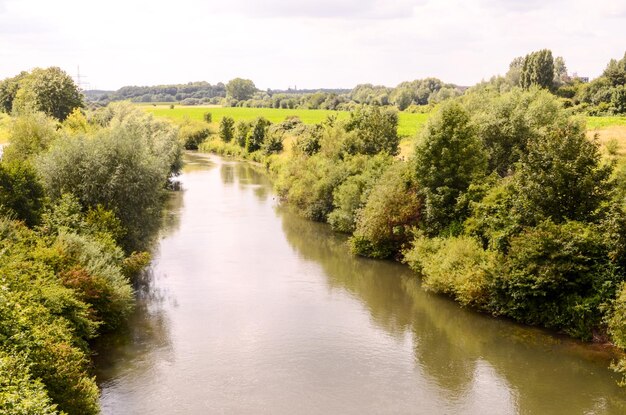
143 105 429 137
586 116 626 129
143 104 626 160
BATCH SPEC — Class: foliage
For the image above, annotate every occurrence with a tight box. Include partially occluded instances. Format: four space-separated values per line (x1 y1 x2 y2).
219 116 235 143
465 87 562 176
1 112 59 163
12 67 84 121
262 125 284 155
327 154 393 233
234 120 252 147
203 111 212 123
343 105 399 156
226 78 257 101
36 113 177 251
404 235 497 308
0 351 59 415
520 49 555 90
512 118 612 225
0 160 45 227
493 220 621 340
178 121 210 150
246 117 271 152
0 71 28 114
350 162 421 259
414 102 487 235
276 153 348 222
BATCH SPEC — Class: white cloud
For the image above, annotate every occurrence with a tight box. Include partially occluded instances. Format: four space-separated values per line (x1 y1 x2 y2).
0 0 624 90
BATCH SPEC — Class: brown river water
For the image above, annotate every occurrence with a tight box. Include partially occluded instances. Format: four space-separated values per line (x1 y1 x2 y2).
94 153 626 414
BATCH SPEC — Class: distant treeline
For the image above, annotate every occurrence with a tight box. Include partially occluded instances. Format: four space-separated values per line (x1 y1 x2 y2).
83 77 462 112
79 49 626 116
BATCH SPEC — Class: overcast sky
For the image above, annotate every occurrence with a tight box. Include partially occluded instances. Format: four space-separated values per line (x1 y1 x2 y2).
1 0 625 90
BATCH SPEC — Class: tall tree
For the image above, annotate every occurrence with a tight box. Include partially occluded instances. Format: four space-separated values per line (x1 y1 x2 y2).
520 49 555 90
414 102 487 235
603 52 626 87
225 78 257 101
12 67 83 121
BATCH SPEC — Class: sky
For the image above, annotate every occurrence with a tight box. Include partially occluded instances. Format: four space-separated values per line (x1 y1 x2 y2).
0 0 625 91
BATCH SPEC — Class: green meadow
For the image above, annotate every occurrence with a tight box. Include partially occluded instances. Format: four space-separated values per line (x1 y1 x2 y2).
142 105 430 137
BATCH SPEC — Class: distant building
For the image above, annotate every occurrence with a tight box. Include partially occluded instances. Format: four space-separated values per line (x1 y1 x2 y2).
571 72 589 83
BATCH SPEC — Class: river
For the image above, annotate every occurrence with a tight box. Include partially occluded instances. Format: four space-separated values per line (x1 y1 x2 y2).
94 153 626 414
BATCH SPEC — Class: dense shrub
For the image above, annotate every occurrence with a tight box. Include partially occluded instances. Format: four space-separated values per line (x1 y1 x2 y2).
327 154 392 233
493 220 621 339
512 118 612 226
343 105 399 156
1 112 59 163
245 117 271 153
276 154 348 222
404 235 497 308
234 120 252 147
219 116 235 143
36 110 179 251
350 162 421 259
0 160 45 226
179 122 210 150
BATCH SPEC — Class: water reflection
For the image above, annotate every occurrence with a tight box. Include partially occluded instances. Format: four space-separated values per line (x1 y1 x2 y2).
96 155 626 415
278 204 626 414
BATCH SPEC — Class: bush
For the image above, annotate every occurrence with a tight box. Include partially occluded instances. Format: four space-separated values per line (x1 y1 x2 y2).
343 105 399 156
245 117 271 153
234 120 252 147
219 116 235 143
2 112 59 163
404 235 497 308
179 122 210 150
203 111 213 123
0 351 59 415
350 162 421 259
262 126 284 155
0 160 44 226
275 154 348 222
493 220 621 339
36 122 172 251
327 154 392 233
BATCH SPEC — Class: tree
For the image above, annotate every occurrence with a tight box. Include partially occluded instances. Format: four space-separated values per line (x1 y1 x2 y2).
226 78 257 101
512 119 612 225
219 116 235 142
0 71 28 113
350 162 421 259
343 105 399 156
553 56 569 86
505 56 524 86
1 112 60 163
0 160 45 226
245 117 270 152
12 67 84 121
611 85 626 114
414 102 487 235
603 52 626 87
520 49 555 90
